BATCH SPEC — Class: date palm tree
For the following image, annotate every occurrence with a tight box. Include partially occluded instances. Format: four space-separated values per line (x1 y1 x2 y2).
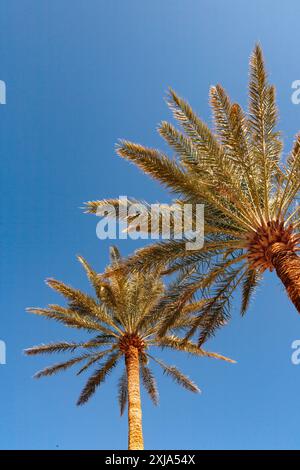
25 247 234 450
86 45 300 344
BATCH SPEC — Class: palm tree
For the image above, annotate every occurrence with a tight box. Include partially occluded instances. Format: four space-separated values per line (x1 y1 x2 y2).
85 45 300 343
25 247 234 450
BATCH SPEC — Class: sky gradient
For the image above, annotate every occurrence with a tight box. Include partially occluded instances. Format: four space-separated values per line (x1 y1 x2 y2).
1 0 300 450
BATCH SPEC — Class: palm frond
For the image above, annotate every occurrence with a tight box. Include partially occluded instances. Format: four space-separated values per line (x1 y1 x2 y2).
46 279 116 327
34 354 92 378
109 245 122 264
77 352 121 405
76 349 114 375
248 44 282 217
27 306 117 336
167 88 223 169
116 140 199 199
196 267 246 346
140 362 159 405
118 368 128 416
158 335 235 363
241 268 262 315
149 355 200 393
25 342 83 356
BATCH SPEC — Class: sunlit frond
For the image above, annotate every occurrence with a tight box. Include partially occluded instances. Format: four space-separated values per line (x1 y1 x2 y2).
158 335 235 363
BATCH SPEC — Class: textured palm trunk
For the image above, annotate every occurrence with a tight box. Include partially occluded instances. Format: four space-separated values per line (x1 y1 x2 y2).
125 345 144 450
268 242 300 313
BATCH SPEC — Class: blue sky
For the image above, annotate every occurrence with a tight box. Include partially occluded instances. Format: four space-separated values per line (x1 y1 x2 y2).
1 0 300 450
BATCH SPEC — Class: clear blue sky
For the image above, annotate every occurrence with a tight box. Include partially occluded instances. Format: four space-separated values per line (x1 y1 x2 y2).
1 0 300 450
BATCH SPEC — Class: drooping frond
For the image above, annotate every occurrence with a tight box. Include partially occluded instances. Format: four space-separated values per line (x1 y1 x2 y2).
241 268 262 315
34 354 92 378
140 362 159 405
184 266 246 345
156 277 207 337
118 369 128 416
158 335 236 363
76 349 114 375
149 355 200 393
77 351 121 405
156 255 245 338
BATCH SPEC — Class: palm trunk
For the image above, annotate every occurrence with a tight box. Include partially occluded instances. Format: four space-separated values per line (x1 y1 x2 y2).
268 242 300 313
125 345 144 450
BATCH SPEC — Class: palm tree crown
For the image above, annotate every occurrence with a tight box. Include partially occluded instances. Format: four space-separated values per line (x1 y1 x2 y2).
25 247 233 449
86 45 300 344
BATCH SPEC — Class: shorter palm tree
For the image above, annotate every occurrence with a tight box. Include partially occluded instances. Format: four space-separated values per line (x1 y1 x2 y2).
25 247 234 450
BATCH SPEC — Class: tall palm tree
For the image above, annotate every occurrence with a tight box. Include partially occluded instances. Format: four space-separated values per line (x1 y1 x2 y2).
25 247 234 450
86 45 300 343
